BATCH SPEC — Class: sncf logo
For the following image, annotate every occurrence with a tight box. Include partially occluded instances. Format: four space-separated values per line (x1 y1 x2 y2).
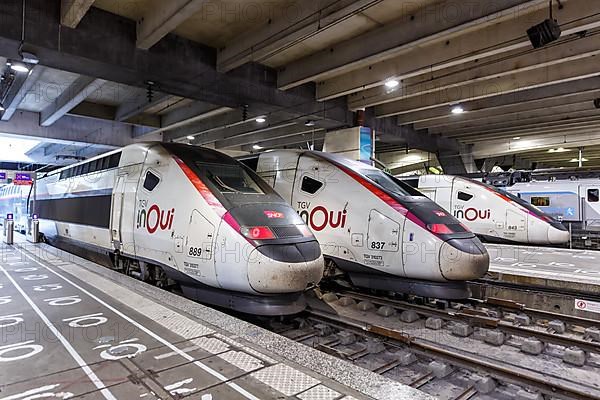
454 208 491 222
137 204 175 234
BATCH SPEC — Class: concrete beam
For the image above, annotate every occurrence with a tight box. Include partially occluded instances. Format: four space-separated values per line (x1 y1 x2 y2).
137 0 207 50
318 0 600 100
414 90 600 129
0 1 349 128
1 65 43 121
0 110 133 147
40 76 106 126
61 0 96 29
67 101 116 121
376 55 600 117
435 102 599 136
398 76 600 125
115 92 171 122
216 124 324 149
218 0 381 72
351 32 600 110
242 132 327 152
447 113 600 139
471 130 600 158
278 0 545 90
461 120 600 143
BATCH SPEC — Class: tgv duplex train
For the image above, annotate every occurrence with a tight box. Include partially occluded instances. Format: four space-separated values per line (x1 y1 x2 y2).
243 151 489 299
33 143 324 315
0 183 31 233
416 175 569 245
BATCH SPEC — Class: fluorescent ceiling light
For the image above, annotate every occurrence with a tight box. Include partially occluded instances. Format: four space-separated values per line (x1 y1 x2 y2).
186 136 194 140
0 104 4 112
548 147 569 153
253 145 263 150
255 117 267 123
0 136 40 162
570 158 588 162
384 79 399 89
451 105 464 114
513 137 521 140
10 63 29 73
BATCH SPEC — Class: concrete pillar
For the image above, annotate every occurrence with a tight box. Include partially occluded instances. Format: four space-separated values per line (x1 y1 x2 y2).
323 126 374 165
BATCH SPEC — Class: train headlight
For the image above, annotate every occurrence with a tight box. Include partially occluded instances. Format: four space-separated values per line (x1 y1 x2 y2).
241 226 276 240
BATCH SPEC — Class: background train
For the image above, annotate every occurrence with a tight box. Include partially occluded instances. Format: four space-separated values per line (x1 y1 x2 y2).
0 183 32 234
507 177 600 248
413 175 569 245
242 150 489 300
31 143 324 315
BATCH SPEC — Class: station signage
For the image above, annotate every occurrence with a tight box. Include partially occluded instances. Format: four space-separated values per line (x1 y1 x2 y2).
15 173 31 181
575 299 600 315
0 172 5 180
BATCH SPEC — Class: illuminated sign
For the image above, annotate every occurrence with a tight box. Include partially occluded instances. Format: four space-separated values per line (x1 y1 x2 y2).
15 173 31 181
0 172 5 179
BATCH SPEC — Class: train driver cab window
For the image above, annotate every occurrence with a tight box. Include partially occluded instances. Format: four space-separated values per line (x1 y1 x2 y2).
457 191 473 202
301 176 323 194
588 189 599 203
143 171 160 191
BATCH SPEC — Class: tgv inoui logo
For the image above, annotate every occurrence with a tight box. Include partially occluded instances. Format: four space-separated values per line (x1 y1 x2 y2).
137 201 175 234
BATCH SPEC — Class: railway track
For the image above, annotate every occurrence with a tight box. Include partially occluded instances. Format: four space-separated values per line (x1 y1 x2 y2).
263 288 600 400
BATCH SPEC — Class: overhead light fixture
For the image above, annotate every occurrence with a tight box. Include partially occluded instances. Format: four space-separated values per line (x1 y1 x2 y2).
451 105 464 115
305 120 315 127
513 137 521 140
256 117 267 123
186 136 194 140
526 0 561 48
253 145 263 150
384 79 400 89
548 147 570 153
570 158 588 163
9 63 29 73
0 103 4 112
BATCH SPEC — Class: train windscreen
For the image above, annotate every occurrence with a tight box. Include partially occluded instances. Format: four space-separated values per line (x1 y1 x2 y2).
199 163 265 194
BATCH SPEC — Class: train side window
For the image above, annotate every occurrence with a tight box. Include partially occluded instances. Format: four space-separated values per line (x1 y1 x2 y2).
457 191 473 202
108 153 121 168
301 176 323 194
588 189 599 203
82 162 90 175
143 171 160 191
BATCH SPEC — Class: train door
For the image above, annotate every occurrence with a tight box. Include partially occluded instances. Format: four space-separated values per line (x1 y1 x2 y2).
434 187 452 212
506 209 526 232
583 186 600 230
367 210 400 254
111 175 125 247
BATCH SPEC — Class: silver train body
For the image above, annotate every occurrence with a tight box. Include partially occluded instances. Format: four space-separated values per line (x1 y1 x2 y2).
0 183 32 234
243 151 489 299
33 143 324 315
417 175 569 245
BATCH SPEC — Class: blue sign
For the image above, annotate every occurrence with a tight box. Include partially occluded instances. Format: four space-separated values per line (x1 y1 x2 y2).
0 172 5 179
359 126 373 166
15 173 31 181
566 207 575 216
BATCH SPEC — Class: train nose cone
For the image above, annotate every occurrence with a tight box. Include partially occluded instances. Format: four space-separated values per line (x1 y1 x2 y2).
548 226 570 245
439 238 489 281
247 242 324 294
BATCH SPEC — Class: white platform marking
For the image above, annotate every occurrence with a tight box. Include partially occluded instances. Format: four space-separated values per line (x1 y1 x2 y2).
44 295 82 306
0 313 24 328
0 384 73 400
18 250 260 400
63 313 108 328
0 265 116 400
0 341 44 362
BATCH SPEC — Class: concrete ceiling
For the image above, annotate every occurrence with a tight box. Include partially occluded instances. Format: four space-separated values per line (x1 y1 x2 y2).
0 0 598 173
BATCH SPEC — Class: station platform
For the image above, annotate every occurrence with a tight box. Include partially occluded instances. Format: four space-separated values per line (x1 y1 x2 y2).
0 236 430 400
475 243 600 319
